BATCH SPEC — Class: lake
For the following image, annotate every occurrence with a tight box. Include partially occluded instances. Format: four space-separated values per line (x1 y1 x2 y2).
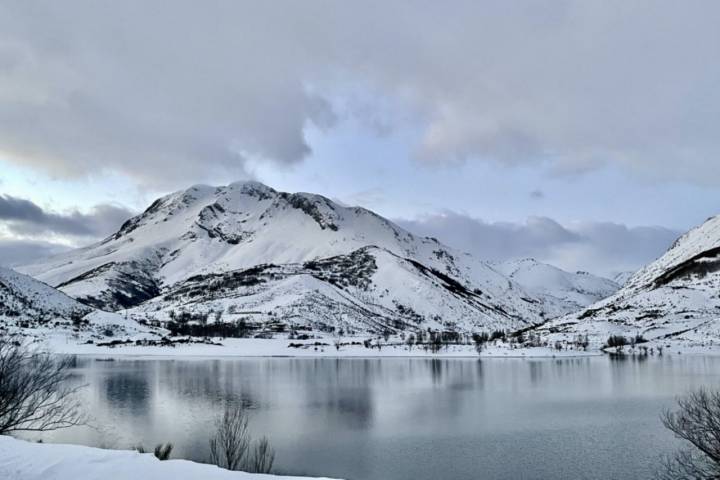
30 355 720 480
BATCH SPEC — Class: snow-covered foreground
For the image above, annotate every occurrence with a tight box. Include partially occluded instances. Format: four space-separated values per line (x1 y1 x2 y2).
0 436 337 480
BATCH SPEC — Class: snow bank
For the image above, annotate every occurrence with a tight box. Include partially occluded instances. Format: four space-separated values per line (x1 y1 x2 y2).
0 436 338 480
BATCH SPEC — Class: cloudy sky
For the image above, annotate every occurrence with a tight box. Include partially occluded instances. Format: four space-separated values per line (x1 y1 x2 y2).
1 0 718 277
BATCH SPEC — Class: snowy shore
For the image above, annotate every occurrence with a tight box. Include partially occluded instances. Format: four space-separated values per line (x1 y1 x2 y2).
0 436 338 480
41 333 601 358
20 327 720 359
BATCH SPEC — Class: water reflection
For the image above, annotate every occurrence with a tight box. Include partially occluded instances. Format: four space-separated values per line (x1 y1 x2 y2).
32 356 720 480
102 372 151 416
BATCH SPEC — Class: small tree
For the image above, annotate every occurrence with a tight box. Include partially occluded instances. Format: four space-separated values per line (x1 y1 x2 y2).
606 335 628 349
208 404 276 474
247 436 275 474
429 332 442 354
472 332 489 355
0 338 84 435
209 405 251 471
659 388 720 479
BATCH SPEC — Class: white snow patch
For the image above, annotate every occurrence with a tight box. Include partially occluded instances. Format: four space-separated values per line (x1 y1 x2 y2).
0 436 338 480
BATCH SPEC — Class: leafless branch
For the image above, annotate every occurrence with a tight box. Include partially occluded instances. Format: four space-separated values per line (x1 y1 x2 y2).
659 388 720 479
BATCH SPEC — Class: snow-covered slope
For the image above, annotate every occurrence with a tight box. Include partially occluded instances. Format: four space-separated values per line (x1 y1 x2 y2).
612 271 634 287
0 266 91 322
20 181 551 335
540 215 720 346
495 259 619 317
132 246 538 334
0 266 153 342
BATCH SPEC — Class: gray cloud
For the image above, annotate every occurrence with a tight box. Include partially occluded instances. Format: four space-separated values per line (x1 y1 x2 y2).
0 239 71 267
0 194 133 239
397 212 681 278
0 1 719 186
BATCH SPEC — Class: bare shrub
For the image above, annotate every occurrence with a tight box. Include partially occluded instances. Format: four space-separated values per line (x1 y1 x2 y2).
208 404 275 473
659 388 720 479
154 442 173 460
133 442 173 460
247 436 275 474
209 405 251 471
0 338 84 434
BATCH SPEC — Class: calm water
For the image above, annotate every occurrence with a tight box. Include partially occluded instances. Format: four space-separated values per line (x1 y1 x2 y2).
29 355 720 480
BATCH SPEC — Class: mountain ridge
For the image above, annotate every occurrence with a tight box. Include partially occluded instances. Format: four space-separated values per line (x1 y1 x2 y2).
18 181 617 336
538 214 720 348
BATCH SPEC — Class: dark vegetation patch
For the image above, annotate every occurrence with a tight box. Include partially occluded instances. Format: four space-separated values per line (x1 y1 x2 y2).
96 337 221 348
166 319 253 338
653 246 720 287
58 261 160 311
578 303 632 320
304 248 377 290
164 264 276 301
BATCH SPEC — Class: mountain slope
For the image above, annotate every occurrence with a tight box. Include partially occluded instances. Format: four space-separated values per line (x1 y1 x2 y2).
20 181 554 335
0 266 91 322
0 266 149 341
612 271 634 287
131 246 539 334
540 215 720 346
495 258 619 318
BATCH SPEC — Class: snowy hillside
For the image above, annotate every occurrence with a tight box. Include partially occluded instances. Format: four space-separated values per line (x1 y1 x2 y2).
131 246 540 334
539 215 720 347
495 259 619 318
20 181 557 335
0 266 90 322
0 266 153 342
612 271 635 287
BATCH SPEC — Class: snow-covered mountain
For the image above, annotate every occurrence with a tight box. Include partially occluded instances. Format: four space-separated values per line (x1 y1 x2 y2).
495 258 619 318
20 181 578 335
540 215 720 346
19 182 623 336
0 266 149 340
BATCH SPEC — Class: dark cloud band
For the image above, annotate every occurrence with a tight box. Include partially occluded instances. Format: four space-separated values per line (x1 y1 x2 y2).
0 239 71 267
0 194 133 239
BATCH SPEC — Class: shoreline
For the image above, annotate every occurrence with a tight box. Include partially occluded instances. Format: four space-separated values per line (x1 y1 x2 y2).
40 335 607 359
26 330 720 360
